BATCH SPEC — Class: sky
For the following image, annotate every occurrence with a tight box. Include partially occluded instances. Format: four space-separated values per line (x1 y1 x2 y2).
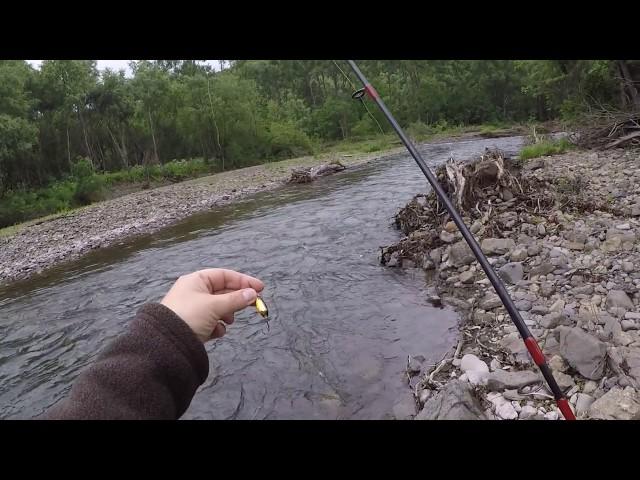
26 60 222 76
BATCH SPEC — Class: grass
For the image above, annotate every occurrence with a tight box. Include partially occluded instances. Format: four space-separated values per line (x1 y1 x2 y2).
519 137 574 160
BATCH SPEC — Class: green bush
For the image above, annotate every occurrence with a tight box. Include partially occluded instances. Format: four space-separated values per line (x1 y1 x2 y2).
0 180 75 228
73 174 105 205
519 138 573 160
267 122 314 159
351 117 378 139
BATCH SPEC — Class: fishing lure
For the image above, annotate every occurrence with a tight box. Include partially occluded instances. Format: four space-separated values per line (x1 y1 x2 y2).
255 296 270 332
255 297 269 318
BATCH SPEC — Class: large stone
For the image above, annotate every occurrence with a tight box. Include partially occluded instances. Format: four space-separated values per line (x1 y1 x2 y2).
588 387 640 420
480 293 503 310
515 300 532 312
575 393 595 417
530 263 555 277
510 247 529 262
622 261 634 273
527 243 543 256
602 237 622 252
553 371 575 391
416 380 487 420
460 354 489 374
448 241 476 267
500 332 531 364
459 270 475 284
606 290 634 312
558 327 608 380
498 262 524 285
486 369 541 391
481 238 516 256
539 312 569 329
623 348 640 384
518 405 538 420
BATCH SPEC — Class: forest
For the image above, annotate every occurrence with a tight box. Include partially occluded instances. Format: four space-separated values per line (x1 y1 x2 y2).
1 60 638 227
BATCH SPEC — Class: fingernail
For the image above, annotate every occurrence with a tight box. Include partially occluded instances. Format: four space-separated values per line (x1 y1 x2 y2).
242 289 257 303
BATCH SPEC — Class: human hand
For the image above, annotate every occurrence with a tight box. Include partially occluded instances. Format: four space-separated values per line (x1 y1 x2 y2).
161 268 264 342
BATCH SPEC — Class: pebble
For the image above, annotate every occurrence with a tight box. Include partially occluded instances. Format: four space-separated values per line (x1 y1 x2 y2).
518 405 538 420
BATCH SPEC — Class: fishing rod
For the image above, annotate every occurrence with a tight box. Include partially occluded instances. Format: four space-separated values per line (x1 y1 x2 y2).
346 60 576 421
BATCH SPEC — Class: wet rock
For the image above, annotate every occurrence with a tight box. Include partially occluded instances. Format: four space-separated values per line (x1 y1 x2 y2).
606 290 634 312
407 357 423 374
448 241 476 267
481 238 515 256
498 262 524 285
588 387 640 420
387 251 400 267
416 380 487 420
486 369 540 391
558 327 608 380
392 394 417 420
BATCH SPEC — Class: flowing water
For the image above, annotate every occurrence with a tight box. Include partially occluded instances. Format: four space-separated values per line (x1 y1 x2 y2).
0 136 525 419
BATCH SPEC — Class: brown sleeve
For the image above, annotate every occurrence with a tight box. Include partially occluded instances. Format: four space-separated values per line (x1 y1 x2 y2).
43 303 209 420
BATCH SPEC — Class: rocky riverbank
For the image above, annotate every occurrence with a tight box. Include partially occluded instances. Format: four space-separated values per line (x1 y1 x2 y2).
0 147 410 286
388 147 640 420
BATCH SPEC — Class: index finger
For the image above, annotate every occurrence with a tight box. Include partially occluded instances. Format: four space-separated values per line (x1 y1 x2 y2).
196 268 265 294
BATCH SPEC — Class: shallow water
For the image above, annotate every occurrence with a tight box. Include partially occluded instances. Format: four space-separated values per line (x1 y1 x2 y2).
0 136 525 419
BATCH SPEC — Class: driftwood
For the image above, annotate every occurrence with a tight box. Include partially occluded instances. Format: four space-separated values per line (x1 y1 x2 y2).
380 148 555 267
577 110 640 149
288 161 346 184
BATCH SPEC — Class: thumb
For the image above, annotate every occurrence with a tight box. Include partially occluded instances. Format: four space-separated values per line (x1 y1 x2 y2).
211 288 257 317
